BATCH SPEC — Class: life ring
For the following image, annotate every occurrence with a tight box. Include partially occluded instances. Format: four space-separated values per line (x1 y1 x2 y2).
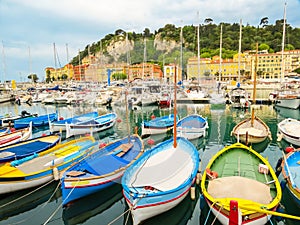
206 168 218 179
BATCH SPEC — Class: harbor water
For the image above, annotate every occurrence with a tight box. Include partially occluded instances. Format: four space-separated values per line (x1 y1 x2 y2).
0 98 300 225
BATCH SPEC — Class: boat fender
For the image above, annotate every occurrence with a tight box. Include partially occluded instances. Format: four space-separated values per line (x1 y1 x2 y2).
190 186 196 200
53 167 59 180
275 157 283 177
196 172 202 184
205 168 218 179
258 164 269 174
285 146 294 153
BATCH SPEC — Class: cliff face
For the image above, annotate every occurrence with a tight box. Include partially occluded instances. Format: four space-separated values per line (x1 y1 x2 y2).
97 33 180 62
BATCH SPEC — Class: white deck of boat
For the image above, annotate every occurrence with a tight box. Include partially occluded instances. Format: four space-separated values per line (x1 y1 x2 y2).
130 146 193 191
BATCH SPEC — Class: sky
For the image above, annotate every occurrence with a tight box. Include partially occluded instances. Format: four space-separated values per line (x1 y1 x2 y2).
0 0 300 82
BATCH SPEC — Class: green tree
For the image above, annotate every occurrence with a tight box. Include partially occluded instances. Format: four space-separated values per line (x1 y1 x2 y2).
28 74 38 83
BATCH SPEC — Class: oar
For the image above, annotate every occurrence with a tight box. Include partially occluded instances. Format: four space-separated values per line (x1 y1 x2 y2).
282 150 296 188
239 204 300 221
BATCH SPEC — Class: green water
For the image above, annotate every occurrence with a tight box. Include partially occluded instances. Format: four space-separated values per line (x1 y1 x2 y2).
0 100 299 225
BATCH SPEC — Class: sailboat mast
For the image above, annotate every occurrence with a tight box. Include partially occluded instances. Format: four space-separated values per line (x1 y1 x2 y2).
238 19 242 83
197 12 200 85
173 64 177 148
280 2 287 83
218 24 222 82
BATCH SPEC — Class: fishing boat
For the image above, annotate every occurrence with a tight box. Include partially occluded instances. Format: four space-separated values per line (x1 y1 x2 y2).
49 111 99 133
227 86 251 108
13 112 58 129
141 114 178 137
122 67 200 225
0 126 10 136
231 45 272 145
61 134 144 205
0 131 60 163
0 122 33 147
65 112 117 138
277 118 300 147
176 114 208 140
0 135 96 194
231 115 272 144
122 136 199 225
0 110 37 127
281 147 300 206
200 142 282 225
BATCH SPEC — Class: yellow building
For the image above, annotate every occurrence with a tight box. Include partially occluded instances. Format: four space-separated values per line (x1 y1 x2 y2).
45 64 74 81
186 56 246 82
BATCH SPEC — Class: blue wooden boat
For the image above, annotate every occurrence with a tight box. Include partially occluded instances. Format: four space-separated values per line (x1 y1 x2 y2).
13 112 58 129
0 132 61 163
0 135 96 194
49 111 99 133
141 114 178 137
282 148 300 206
176 114 208 140
0 126 10 135
61 134 144 205
122 137 199 225
65 112 117 138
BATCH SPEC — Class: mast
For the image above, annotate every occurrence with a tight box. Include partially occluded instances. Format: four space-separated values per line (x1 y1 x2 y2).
197 12 201 85
280 2 287 83
66 43 70 81
238 19 242 83
173 63 177 148
218 24 223 82
142 38 146 80
251 42 258 127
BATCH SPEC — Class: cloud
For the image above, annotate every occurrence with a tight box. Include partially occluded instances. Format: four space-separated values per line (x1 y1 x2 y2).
0 0 299 81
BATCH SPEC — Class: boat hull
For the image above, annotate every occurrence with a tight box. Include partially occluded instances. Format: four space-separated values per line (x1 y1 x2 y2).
278 118 300 146
275 97 300 109
122 137 199 224
124 184 192 225
61 134 144 205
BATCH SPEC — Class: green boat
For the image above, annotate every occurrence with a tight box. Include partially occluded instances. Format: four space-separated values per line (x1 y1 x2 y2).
201 142 282 225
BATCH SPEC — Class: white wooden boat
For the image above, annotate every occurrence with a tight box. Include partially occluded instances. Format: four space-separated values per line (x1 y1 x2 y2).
122 137 199 225
49 111 98 133
231 115 272 144
65 112 117 138
176 114 208 140
277 118 300 147
0 122 32 147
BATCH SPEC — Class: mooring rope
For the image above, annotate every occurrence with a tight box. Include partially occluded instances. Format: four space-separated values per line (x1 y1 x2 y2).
8 180 61 225
0 179 55 209
43 179 79 225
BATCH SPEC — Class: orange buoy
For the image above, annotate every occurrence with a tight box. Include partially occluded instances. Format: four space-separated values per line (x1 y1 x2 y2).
285 146 294 153
147 139 155 145
10 128 16 132
59 117 64 120
42 133 47 137
151 115 156 120
117 118 122 123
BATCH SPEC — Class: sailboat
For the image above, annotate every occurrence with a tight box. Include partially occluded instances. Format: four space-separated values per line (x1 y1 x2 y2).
122 65 200 225
231 43 272 144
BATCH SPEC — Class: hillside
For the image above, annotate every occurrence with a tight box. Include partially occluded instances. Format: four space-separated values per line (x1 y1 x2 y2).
70 21 300 71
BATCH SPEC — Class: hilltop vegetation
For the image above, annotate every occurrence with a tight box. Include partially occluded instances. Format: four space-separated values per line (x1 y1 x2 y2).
70 20 300 70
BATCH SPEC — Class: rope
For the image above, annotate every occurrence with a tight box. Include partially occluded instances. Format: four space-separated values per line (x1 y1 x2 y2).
8 180 61 225
0 179 55 209
108 207 131 225
43 179 79 225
